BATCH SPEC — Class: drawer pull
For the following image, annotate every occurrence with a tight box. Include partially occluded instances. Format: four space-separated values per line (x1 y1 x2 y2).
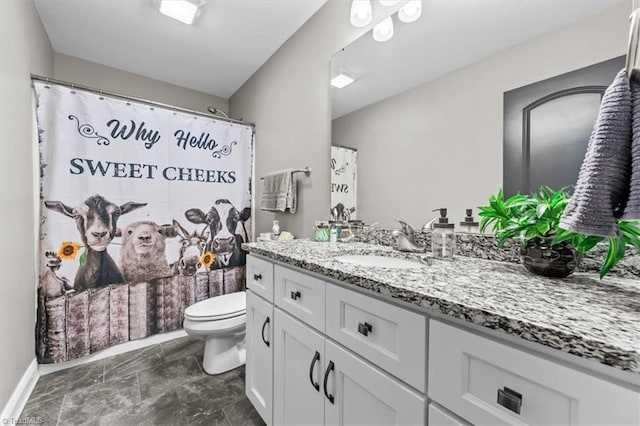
497 387 522 415
323 361 335 404
309 351 320 392
290 290 301 300
261 317 270 347
357 322 373 336
253 273 262 281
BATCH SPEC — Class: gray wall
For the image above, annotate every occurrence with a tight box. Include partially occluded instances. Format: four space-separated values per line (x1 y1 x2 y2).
54 53 228 113
332 3 628 228
0 0 53 411
229 0 396 238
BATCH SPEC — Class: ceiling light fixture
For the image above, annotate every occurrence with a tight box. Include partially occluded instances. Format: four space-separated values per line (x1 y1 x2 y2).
331 71 358 89
155 0 204 25
398 0 422 23
350 0 373 28
379 1 399 6
373 16 394 42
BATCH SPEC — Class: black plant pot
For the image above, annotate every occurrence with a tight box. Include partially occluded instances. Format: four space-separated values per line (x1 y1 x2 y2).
520 238 579 278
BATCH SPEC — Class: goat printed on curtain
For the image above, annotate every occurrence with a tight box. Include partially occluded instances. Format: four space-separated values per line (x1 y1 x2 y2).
34 82 253 363
330 146 357 221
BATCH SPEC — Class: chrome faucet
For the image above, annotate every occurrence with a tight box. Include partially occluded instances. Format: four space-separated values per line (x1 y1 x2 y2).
393 220 427 253
421 218 437 231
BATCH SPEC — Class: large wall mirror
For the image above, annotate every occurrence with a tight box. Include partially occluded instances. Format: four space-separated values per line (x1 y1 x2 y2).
330 1 628 229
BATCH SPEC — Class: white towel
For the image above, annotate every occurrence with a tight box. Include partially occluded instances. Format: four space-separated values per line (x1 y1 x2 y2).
260 169 297 213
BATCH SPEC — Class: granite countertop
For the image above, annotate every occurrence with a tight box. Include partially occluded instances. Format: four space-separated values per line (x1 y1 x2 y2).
243 240 640 374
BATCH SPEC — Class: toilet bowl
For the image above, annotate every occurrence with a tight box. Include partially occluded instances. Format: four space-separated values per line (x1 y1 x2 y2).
183 291 246 375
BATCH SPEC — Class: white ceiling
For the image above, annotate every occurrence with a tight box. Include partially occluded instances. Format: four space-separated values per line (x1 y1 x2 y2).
332 0 624 119
35 0 326 99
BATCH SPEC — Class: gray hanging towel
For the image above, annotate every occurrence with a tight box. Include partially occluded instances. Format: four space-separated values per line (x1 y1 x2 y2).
560 69 632 237
260 169 297 213
623 70 640 219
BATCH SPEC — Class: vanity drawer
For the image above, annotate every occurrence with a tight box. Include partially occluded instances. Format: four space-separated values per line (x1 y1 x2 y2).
274 265 326 332
429 403 471 426
325 283 426 393
428 320 640 426
246 255 274 302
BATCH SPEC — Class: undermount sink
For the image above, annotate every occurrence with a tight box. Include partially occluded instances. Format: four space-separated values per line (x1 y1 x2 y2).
334 255 426 269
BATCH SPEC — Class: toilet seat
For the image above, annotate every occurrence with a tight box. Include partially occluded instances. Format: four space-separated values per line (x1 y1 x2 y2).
185 291 246 322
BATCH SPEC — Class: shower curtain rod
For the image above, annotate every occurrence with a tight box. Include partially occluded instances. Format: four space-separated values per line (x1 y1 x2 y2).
30 74 255 128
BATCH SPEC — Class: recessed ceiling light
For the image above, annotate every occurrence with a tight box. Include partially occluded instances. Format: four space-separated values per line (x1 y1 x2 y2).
156 0 204 25
331 73 358 89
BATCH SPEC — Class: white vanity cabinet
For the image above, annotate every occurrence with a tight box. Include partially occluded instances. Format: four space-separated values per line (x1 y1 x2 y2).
428 320 640 426
245 256 275 425
247 256 427 426
245 254 639 426
273 308 426 426
323 339 426 426
273 308 326 425
246 290 274 425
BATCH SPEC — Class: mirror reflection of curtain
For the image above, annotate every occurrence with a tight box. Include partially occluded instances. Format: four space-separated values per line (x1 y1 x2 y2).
503 56 624 196
330 146 357 221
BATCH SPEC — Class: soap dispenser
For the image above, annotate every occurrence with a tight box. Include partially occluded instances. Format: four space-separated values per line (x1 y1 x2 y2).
459 209 480 234
272 220 281 240
431 208 455 258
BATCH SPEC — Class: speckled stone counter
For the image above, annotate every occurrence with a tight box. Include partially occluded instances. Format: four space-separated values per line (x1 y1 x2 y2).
243 240 640 374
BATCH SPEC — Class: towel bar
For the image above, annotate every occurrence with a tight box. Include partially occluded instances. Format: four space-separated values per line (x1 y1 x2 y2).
260 167 311 180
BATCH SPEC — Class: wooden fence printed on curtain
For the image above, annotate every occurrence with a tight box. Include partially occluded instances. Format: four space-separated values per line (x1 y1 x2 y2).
36 267 245 363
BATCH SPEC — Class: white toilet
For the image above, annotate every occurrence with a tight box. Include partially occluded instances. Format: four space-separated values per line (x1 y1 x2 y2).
183 291 246 375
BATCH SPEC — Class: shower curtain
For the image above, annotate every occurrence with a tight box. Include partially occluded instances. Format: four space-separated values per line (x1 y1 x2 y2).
33 82 253 363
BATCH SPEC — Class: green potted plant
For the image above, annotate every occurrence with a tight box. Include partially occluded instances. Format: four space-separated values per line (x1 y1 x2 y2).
478 187 640 279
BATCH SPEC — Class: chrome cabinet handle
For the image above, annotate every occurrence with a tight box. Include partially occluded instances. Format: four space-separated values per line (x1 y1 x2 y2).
497 387 522 414
357 322 372 337
323 361 335 404
261 317 270 347
309 351 320 392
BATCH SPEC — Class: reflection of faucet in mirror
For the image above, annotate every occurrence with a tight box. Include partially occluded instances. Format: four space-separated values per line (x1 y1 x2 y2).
394 220 426 253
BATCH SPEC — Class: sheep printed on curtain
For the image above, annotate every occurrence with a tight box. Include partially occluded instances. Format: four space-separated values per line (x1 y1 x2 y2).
34 82 253 363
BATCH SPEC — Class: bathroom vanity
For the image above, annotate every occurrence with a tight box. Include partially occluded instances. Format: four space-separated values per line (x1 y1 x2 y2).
242 240 640 426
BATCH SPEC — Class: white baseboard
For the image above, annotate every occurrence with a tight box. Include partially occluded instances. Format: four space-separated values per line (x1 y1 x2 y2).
38 329 187 376
1 358 39 423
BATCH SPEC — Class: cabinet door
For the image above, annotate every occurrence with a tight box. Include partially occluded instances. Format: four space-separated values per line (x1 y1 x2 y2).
324 340 426 426
246 290 274 425
274 308 325 426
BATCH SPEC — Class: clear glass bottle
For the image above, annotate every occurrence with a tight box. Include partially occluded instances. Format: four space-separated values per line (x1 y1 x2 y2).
459 208 480 234
272 220 280 240
431 208 455 258
329 223 339 242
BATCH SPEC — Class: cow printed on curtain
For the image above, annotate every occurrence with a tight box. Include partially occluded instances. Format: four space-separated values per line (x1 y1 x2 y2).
34 82 253 363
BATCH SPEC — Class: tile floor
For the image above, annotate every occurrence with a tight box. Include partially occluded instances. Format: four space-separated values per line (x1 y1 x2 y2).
19 337 265 426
